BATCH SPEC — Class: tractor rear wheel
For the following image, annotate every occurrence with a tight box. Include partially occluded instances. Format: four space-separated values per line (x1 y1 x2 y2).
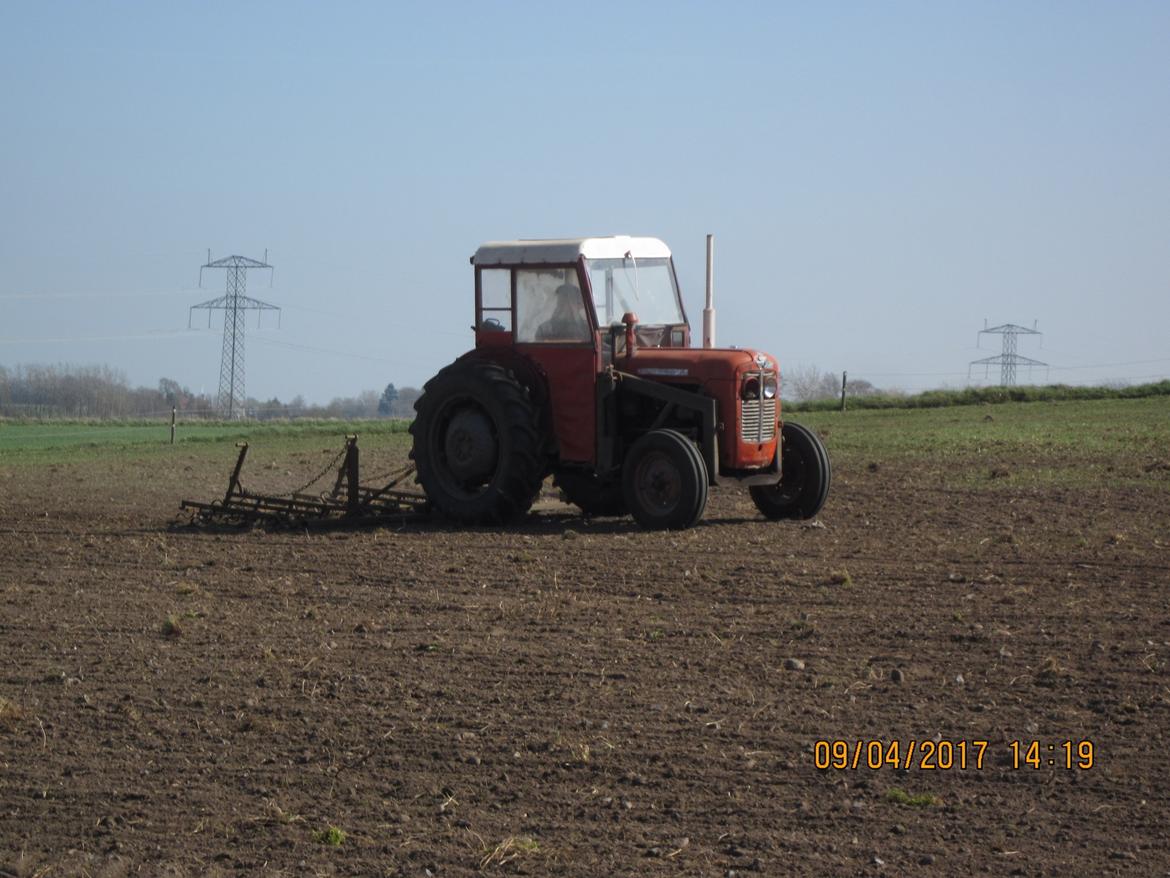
554 470 627 517
749 421 830 519
622 429 707 530
410 360 544 524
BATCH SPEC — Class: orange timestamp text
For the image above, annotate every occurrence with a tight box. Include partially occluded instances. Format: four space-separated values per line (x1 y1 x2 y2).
814 739 1095 771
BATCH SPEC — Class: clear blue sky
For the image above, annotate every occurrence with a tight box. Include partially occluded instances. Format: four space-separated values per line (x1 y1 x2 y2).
2 1 1168 402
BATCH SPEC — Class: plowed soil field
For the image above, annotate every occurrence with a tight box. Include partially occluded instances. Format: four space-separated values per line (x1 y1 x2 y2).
2 399 1169 877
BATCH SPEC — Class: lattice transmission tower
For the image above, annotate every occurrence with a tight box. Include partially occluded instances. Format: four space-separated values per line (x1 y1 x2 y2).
969 320 1047 386
189 251 279 418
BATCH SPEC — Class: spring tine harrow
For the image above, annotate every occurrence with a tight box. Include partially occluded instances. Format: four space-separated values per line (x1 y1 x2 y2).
179 435 428 527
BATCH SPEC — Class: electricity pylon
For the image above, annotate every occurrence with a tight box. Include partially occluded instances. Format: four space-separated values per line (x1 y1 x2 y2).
190 252 279 418
969 320 1047 386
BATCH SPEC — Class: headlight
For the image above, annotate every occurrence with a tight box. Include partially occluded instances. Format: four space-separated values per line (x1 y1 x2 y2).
763 375 777 399
741 377 760 400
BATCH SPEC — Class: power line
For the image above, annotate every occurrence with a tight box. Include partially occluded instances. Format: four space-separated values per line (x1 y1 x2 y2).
1049 357 1170 371
856 368 971 378
251 334 410 365
0 329 204 344
0 288 205 301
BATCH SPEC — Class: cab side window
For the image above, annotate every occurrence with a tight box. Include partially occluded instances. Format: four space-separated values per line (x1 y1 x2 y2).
515 268 591 343
478 269 512 332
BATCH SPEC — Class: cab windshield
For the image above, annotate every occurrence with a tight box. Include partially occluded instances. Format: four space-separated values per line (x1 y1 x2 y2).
587 257 684 327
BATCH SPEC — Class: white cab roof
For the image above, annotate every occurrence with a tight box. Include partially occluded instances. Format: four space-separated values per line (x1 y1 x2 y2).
473 236 671 266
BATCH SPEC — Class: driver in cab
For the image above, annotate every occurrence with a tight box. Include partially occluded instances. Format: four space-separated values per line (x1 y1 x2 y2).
536 283 590 342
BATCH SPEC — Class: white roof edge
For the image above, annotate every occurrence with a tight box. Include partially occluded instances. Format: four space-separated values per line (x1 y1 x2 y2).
473 236 672 266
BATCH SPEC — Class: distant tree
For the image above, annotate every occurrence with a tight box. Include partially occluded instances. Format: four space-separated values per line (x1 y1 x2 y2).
378 383 398 417
390 386 421 418
158 377 184 407
357 389 380 418
783 366 889 402
316 390 382 419
260 396 285 420
785 365 841 402
846 378 880 397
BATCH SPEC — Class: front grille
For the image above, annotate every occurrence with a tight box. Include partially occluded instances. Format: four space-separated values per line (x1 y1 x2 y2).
741 395 777 443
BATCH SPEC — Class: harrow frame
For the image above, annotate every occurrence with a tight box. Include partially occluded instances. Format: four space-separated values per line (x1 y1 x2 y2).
179 435 428 527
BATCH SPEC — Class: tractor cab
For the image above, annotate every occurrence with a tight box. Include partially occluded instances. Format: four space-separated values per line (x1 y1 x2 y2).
472 236 689 353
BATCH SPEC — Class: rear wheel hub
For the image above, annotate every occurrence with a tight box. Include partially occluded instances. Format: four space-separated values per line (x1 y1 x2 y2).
443 407 497 483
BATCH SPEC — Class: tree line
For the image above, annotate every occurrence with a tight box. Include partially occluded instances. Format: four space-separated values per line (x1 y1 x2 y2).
783 365 886 402
1 361 896 417
0 364 421 420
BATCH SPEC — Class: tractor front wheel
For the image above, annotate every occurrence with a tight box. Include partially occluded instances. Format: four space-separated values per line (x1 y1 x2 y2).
749 421 830 520
410 360 544 524
622 429 707 530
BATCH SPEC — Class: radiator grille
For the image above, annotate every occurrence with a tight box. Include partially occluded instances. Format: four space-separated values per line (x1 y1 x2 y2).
741 396 777 443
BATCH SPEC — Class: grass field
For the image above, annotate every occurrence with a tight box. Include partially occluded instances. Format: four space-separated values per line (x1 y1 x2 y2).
0 418 412 461
796 395 1170 455
3 397 1166 486
799 396 1170 489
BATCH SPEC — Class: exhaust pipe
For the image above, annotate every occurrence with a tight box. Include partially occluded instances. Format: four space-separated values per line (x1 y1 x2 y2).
702 233 715 348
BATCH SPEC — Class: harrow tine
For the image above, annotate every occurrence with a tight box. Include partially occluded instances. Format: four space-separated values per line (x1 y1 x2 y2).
224 442 249 504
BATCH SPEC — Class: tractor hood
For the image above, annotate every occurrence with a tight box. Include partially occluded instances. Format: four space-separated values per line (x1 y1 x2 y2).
622 347 778 384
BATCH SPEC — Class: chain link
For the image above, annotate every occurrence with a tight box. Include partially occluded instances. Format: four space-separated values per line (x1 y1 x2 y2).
234 444 411 502
360 462 416 488
288 446 348 496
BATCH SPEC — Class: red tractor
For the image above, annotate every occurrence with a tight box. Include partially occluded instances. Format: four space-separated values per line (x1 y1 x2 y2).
410 236 829 530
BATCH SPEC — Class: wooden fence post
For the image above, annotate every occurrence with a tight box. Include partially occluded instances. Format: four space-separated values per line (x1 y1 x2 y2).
840 371 848 412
